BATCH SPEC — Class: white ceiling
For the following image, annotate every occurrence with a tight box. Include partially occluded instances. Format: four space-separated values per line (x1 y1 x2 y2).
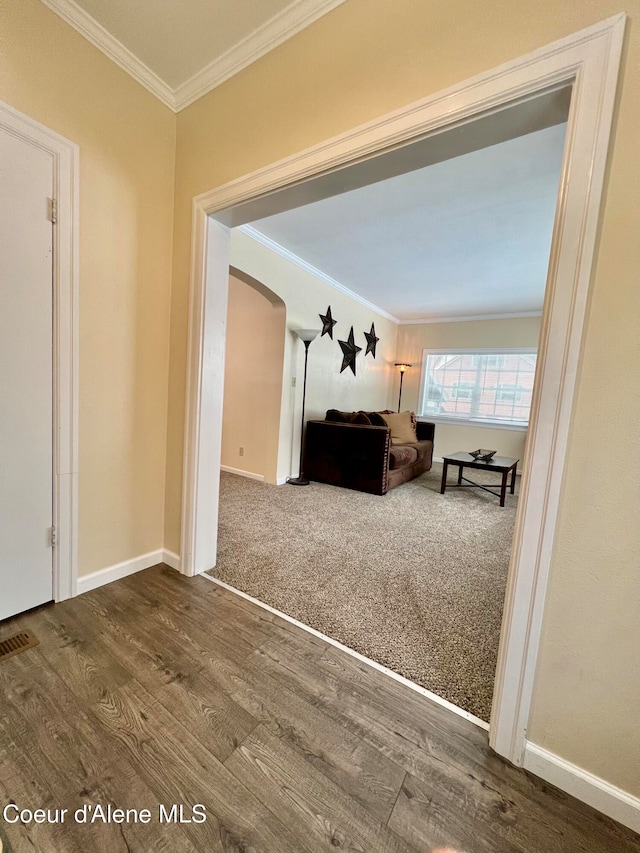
41 0 345 110
246 123 567 323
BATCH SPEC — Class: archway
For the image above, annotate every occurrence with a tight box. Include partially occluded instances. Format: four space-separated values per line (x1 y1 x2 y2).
221 268 286 485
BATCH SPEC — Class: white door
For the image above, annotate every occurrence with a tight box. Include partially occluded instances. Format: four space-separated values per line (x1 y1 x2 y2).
0 128 54 620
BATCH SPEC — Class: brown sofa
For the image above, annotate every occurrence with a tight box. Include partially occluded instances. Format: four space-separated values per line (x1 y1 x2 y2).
303 410 435 495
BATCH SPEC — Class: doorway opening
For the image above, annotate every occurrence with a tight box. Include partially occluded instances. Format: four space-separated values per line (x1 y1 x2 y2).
180 17 623 767
209 99 568 726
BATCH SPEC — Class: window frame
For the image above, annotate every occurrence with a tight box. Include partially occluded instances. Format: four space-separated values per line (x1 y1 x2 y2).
417 347 538 431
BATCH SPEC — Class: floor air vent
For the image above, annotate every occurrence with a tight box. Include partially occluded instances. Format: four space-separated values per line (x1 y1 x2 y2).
0 630 39 662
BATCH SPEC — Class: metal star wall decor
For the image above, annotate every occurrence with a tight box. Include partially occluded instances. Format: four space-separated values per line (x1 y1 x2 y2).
319 305 337 339
364 322 379 358
339 326 362 375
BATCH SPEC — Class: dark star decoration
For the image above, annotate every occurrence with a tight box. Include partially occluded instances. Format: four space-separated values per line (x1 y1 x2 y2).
319 305 337 339
338 326 362 375
364 322 379 358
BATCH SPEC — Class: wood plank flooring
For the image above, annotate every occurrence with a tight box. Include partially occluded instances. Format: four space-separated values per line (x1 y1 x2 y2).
0 565 638 853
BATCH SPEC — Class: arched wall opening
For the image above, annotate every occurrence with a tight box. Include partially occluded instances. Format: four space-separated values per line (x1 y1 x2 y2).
222 267 286 485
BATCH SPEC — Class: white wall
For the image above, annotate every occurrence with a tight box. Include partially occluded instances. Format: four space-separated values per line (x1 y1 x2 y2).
396 317 542 459
230 228 399 481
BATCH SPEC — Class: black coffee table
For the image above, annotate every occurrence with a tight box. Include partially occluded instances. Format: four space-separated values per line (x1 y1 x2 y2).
440 452 519 506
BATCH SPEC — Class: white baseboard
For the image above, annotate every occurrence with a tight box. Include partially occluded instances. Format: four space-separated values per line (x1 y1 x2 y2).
220 465 265 481
162 549 181 571
76 549 164 594
221 464 288 485
524 742 640 834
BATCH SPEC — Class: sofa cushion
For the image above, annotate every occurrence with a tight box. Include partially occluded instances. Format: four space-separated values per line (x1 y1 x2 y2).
326 409 373 425
326 408 348 422
366 411 388 426
415 440 432 461
381 411 418 445
389 445 418 469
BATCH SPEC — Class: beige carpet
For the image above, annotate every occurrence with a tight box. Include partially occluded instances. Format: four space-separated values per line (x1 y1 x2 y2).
209 463 517 721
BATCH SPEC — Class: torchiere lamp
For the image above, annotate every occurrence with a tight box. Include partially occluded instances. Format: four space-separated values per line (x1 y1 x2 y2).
395 363 412 412
288 328 321 485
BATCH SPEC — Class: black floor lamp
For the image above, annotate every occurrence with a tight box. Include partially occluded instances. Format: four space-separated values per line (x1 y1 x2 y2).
395 362 412 412
288 328 321 486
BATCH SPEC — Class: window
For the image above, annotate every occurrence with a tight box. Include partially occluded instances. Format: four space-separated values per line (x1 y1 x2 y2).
451 380 474 400
419 349 537 428
486 354 506 369
496 383 522 403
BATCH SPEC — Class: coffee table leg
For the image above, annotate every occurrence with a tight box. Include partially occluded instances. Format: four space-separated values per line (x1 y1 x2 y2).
511 462 517 494
500 470 508 506
440 461 449 494
457 465 463 485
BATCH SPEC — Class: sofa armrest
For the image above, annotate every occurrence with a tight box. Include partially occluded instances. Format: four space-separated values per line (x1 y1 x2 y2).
303 420 391 495
416 420 435 442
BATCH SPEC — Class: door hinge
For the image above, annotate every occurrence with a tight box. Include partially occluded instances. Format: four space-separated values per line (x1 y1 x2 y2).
48 197 57 224
49 526 56 547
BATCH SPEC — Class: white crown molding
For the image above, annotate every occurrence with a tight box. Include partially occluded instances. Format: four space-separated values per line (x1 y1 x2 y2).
239 225 400 323
173 0 347 111
400 310 544 325
39 0 175 109
40 0 345 113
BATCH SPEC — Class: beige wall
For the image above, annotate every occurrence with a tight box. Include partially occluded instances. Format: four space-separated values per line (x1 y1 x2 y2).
166 0 640 796
230 230 398 482
1 0 176 576
396 318 541 460
222 275 285 482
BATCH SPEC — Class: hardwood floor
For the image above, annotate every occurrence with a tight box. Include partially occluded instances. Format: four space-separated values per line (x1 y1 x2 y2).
0 565 638 853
